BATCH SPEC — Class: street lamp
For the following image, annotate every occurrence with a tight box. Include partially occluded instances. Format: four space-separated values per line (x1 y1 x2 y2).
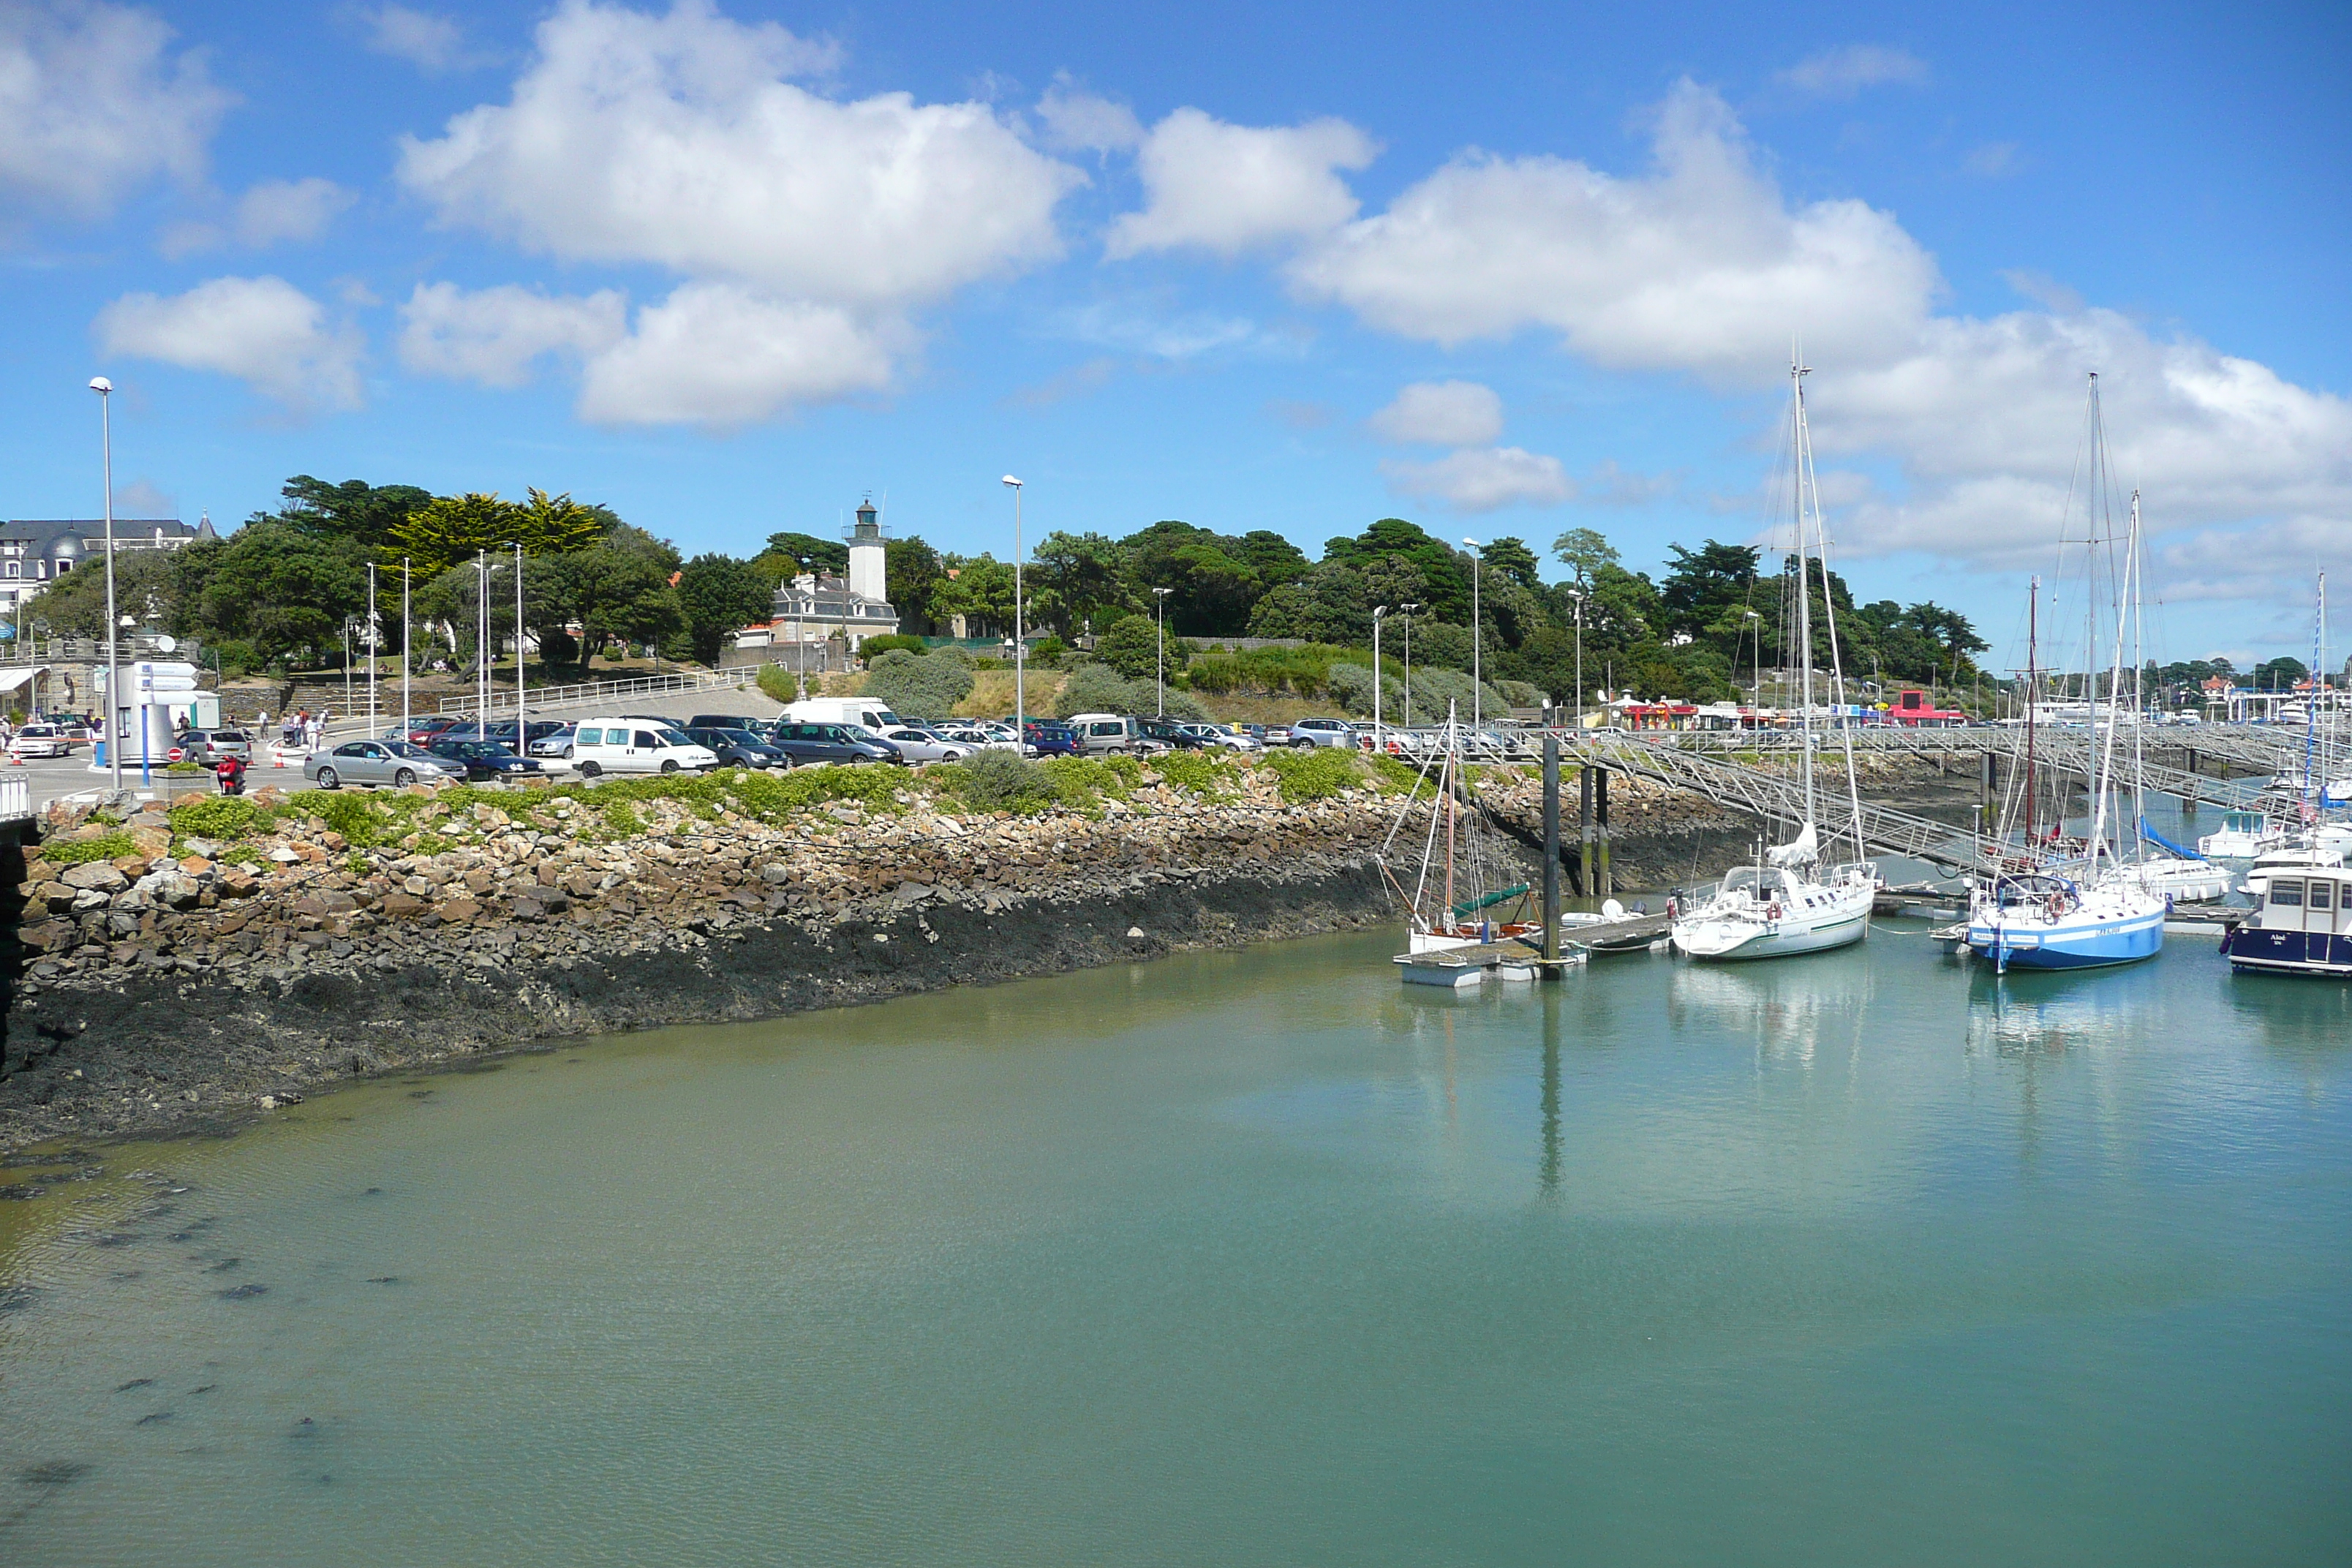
475 550 489 725
1002 476 1025 739
1398 601 1421 725
1565 589 1584 734
402 557 412 737
1372 606 1388 739
508 540 525 728
1462 538 1482 729
1152 586 1172 715
89 375 121 789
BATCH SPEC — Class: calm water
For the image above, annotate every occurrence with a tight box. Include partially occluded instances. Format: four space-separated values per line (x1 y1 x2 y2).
3 923 2349 1566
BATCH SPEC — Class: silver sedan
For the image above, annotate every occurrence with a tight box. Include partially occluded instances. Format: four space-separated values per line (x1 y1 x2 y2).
304 739 466 789
878 726 973 764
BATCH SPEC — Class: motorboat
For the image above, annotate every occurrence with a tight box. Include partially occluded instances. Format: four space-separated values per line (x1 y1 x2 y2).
2125 853 2232 903
2197 809 2280 859
2239 843 2347 899
2221 864 2352 977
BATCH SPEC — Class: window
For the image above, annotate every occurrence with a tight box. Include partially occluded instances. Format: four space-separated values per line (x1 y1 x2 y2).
2309 881 2336 912
53 560 69 573
633 731 658 748
334 743 366 758
2270 881 2304 908
5 564 16 578
576 728 603 745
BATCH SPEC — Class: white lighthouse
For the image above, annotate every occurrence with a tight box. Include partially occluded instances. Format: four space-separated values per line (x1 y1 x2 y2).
847 498 886 603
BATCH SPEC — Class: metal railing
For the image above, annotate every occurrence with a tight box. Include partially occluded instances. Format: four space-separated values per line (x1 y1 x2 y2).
427 666 754 717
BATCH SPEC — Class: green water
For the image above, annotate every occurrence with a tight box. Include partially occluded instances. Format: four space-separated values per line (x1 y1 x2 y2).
3 926 2349 1565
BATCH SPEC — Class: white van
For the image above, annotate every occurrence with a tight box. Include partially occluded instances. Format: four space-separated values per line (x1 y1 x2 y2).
784 697 905 731
570 717 721 777
1066 712 1148 755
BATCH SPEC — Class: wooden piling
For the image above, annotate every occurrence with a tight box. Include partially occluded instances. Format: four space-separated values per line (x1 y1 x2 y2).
1542 736 1561 962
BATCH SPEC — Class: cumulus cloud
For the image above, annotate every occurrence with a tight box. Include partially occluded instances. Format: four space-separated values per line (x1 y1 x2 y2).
396 281 627 388
1774 44 1929 98
1036 77 1141 152
95 275 364 412
396 0 1071 307
1289 80 1937 379
357 3 497 72
1382 447 1573 512
576 283 899 427
161 176 355 256
1106 108 1378 259
1368 380 1504 446
0 0 233 219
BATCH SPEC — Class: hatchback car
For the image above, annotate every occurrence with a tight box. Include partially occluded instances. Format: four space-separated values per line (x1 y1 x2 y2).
875 726 971 764
1287 717 1358 749
1022 720 1080 757
306 739 465 789
529 723 578 759
683 725 785 769
769 721 902 766
173 728 254 764
10 723 75 759
426 739 546 782
1137 717 1210 750
1183 723 1259 752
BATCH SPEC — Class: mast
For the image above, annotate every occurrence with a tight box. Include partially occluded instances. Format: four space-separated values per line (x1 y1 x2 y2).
1790 361 1817 827
2024 576 2039 847
2306 573 2324 821
1795 359 1868 867
2127 491 2146 862
2087 470 2133 874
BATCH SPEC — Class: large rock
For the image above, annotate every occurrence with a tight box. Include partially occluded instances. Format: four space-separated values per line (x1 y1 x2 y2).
61 861 129 892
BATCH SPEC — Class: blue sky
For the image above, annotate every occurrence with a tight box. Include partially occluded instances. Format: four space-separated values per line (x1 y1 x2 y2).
4 0 2348 668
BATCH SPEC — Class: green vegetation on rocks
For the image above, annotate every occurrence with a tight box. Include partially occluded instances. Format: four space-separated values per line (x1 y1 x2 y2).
39 833 137 867
1261 748 1367 803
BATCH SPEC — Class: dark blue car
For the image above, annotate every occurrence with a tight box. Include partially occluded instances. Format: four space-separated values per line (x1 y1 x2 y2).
1022 720 1080 757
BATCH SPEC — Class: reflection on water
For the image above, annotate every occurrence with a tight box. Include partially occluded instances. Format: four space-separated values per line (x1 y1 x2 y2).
3 926 2350 1568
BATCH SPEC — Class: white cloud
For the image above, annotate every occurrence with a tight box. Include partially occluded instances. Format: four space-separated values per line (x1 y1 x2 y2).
358 4 495 72
1036 78 1141 152
162 176 356 255
1382 448 1573 512
1775 44 1929 99
94 275 364 412
1289 80 1938 380
0 0 233 219
396 281 627 388
576 283 899 427
1963 140 2021 178
1106 108 1378 259
396 0 1073 308
1368 380 1504 446
1057 299 1284 360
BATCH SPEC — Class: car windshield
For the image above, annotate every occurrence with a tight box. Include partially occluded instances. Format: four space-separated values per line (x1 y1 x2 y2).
655 727 694 747
840 724 876 740
717 729 765 745
462 743 518 759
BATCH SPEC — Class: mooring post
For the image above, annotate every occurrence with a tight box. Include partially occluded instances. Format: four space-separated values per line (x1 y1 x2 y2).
1979 750 1997 833
1578 764 1594 899
1595 766 1613 897
1542 735 1561 963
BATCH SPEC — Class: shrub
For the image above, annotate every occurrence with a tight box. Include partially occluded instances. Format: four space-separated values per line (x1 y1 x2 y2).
1494 678 1545 709
169 796 268 840
1259 747 1363 802
1052 663 1148 718
289 788 396 847
1155 750 1233 796
755 663 800 704
1094 614 1161 679
39 832 137 867
956 748 1055 813
1030 636 1068 665
857 633 928 660
164 761 206 775
863 649 976 718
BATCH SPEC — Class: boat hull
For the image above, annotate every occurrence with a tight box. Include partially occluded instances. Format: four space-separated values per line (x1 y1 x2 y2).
1965 906 2165 970
2221 927 2352 978
1671 908 1867 962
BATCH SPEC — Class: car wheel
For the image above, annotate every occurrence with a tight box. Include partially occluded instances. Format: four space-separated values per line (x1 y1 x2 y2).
660 758 680 774
846 754 867 766
561 745 575 760
393 767 417 787
317 766 340 788
578 761 602 777
774 755 794 769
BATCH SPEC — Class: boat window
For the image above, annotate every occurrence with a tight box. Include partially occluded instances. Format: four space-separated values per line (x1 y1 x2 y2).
2308 882 2335 912
2269 881 2304 908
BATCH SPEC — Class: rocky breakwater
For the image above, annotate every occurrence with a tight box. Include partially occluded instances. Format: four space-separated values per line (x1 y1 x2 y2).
0 751 1409 1153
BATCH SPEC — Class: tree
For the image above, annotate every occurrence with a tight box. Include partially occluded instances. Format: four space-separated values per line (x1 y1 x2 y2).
18 549 178 638
1093 614 1162 679
1657 540 1760 643
930 554 1017 638
1245 561 1372 644
1029 530 1131 635
1551 527 1618 588
276 475 432 551
385 489 605 578
674 553 772 665
1121 521 1264 635
189 519 369 668
1324 518 1471 623
885 536 946 633
1481 536 1543 592
533 549 682 660
753 530 848 587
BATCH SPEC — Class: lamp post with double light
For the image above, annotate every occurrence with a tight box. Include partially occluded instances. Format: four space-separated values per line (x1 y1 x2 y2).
1001 476 1025 738
1462 538 1483 729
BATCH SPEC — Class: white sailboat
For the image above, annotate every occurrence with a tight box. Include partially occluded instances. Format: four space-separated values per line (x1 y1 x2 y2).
1380 706 1544 959
1672 360 1876 962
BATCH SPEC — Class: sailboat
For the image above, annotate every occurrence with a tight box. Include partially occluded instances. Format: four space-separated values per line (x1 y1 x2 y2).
1671 360 1877 962
1381 705 1542 957
1964 376 2165 973
2236 573 2350 895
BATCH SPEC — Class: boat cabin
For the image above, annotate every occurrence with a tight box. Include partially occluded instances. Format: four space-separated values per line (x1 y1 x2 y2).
2223 867 2352 977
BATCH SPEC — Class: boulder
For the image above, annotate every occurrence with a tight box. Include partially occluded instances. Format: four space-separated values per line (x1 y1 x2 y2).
61 861 129 892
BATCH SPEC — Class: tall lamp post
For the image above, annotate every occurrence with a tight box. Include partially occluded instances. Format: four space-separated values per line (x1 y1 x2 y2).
89 376 121 790
1001 476 1025 738
366 562 378 731
1152 586 1172 715
1462 538 1483 728
1398 601 1421 726
475 550 489 725
401 558 412 737
1566 588 1584 734
509 540 526 728
1371 605 1387 739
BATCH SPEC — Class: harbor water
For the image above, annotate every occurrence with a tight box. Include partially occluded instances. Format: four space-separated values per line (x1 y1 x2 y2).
3 923 2348 1564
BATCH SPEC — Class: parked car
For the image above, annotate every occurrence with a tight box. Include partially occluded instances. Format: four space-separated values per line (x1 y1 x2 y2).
1183 723 1259 752
385 715 464 746
1262 725 1292 746
688 713 770 732
426 739 546 782
1287 717 1358 749
530 723 579 759
1022 720 1080 757
1137 717 1210 750
305 739 465 789
769 721 903 766
172 728 254 765
876 726 970 764
1067 713 1147 755
569 719 721 777
10 723 75 759
683 725 785 769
